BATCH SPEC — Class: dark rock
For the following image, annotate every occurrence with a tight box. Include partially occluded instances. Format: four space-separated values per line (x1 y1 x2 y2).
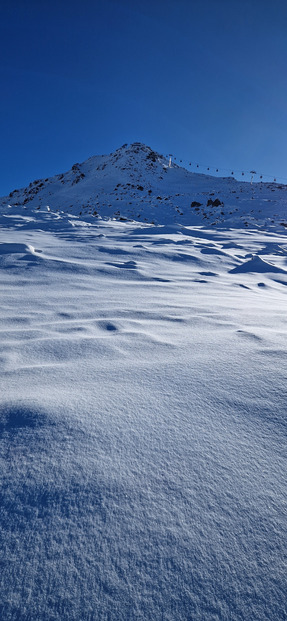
146 151 157 162
207 198 223 207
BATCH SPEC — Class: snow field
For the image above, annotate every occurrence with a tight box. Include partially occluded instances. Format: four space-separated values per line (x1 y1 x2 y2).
0 215 286 619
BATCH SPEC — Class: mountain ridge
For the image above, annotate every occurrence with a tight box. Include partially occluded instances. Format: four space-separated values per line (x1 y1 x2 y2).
1 142 287 229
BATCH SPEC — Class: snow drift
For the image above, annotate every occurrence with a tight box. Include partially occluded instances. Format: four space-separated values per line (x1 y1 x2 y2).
0 144 286 620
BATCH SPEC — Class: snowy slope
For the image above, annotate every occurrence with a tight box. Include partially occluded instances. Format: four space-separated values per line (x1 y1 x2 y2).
1 142 287 229
0 146 286 620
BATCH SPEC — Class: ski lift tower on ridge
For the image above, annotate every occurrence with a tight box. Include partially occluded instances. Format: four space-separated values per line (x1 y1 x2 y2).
250 170 256 185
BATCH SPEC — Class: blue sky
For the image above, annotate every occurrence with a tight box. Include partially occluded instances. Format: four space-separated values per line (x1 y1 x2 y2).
1 0 287 194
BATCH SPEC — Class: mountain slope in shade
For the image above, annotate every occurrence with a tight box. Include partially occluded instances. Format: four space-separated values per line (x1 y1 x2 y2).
1 142 287 229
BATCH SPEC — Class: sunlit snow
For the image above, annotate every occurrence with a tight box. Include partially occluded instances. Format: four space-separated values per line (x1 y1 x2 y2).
0 144 286 620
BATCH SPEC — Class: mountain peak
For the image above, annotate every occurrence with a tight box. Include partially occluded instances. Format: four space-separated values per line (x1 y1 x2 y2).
108 142 168 169
1 144 287 229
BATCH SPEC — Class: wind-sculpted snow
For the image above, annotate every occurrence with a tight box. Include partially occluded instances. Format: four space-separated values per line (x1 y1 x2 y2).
0 192 287 618
230 254 287 274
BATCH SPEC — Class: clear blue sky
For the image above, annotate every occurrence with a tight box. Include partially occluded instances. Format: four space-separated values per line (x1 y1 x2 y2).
1 0 287 194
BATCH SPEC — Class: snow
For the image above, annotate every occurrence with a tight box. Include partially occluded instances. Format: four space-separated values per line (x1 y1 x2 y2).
0 144 286 620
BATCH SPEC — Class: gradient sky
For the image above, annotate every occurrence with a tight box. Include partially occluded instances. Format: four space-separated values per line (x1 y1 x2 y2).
1 0 287 195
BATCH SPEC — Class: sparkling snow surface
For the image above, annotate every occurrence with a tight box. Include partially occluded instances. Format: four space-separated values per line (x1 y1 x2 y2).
0 149 287 620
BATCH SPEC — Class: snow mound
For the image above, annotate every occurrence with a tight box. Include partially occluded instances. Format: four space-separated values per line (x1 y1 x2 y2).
230 254 287 273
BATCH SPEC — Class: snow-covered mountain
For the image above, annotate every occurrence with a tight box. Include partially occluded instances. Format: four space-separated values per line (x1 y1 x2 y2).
1 144 287 620
2 142 287 229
